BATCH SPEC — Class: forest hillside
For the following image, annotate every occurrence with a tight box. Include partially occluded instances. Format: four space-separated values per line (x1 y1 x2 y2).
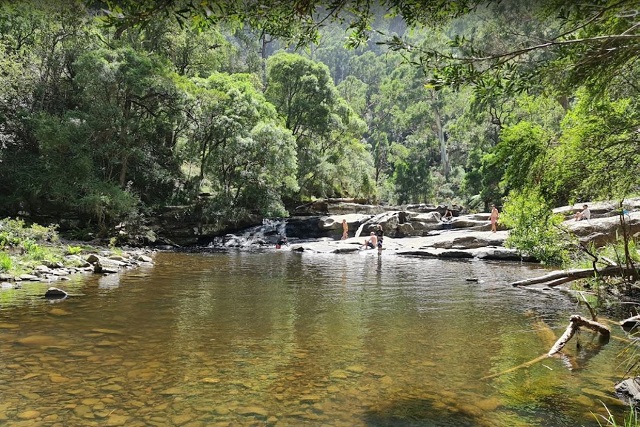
0 0 637 241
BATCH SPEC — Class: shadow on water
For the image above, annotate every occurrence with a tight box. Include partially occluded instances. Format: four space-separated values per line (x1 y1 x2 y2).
363 394 607 427
362 398 476 426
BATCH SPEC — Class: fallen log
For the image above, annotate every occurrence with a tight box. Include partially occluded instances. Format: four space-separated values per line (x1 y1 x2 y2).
548 315 610 357
511 265 635 288
511 268 597 287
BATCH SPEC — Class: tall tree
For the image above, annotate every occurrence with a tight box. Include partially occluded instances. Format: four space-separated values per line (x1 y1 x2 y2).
265 51 370 199
179 72 298 220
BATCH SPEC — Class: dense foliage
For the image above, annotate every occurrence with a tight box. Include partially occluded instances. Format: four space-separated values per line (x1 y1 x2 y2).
0 0 638 237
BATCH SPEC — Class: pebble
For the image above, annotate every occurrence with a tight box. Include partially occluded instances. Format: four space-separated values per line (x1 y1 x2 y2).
17 410 40 420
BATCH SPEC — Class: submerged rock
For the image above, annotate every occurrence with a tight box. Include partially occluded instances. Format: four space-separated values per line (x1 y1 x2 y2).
615 377 640 406
44 287 68 299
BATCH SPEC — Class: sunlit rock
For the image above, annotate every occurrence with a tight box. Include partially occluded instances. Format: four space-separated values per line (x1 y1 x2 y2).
105 414 130 426
565 211 640 247
34 265 52 274
49 373 71 383
137 255 153 263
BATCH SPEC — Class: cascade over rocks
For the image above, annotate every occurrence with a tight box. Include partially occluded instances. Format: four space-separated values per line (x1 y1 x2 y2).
154 198 640 263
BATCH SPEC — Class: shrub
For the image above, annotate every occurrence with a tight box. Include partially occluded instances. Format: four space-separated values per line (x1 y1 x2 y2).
0 253 12 271
0 218 59 248
66 246 83 255
77 183 141 235
501 188 571 265
22 240 47 261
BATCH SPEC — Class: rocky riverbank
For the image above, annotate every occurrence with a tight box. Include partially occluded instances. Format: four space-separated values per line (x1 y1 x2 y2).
215 198 640 263
0 246 154 291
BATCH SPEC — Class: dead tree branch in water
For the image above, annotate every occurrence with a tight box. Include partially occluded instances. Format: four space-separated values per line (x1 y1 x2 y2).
548 315 610 357
510 265 640 288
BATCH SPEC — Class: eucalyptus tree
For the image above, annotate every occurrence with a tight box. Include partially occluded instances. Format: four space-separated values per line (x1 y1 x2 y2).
178 72 298 222
131 18 237 77
389 135 436 204
461 92 566 208
265 52 371 199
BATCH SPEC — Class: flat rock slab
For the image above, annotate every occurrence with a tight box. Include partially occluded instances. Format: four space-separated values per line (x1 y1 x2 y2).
290 230 515 261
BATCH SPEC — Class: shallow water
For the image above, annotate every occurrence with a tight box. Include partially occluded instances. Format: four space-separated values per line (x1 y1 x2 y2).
0 251 631 426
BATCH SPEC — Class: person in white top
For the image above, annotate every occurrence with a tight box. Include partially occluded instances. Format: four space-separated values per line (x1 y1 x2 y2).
574 204 591 221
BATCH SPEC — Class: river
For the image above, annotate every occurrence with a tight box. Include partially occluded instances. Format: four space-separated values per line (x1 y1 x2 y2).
0 251 631 426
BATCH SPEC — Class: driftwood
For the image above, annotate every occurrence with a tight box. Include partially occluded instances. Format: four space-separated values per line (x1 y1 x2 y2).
620 315 640 329
548 315 610 356
511 265 637 288
485 315 611 380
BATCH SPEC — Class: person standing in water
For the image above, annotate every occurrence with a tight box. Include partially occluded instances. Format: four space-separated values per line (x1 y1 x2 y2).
341 219 348 240
375 224 384 254
490 204 499 233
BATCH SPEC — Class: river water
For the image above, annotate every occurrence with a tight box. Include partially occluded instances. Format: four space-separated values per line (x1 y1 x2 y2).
0 251 631 426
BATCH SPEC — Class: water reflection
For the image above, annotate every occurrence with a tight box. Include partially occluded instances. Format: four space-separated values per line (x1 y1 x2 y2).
98 273 120 289
0 251 630 426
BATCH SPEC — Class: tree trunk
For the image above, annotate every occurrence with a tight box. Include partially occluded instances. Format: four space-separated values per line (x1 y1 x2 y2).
119 154 129 189
430 90 449 179
510 265 634 287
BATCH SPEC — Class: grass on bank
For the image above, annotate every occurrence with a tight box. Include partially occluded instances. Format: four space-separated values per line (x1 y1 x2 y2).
595 403 638 427
0 217 91 276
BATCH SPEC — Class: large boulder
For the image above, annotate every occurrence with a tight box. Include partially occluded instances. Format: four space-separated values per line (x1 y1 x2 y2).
450 217 491 230
318 214 374 232
472 247 533 262
554 198 640 220
285 216 326 238
407 220 442 234
564 211 640 246
432 234 506 250
409 211 441 223
396 223 417 237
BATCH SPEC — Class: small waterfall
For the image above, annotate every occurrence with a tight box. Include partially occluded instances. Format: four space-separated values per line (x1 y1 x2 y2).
209 218 287 248
355 212 391 238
